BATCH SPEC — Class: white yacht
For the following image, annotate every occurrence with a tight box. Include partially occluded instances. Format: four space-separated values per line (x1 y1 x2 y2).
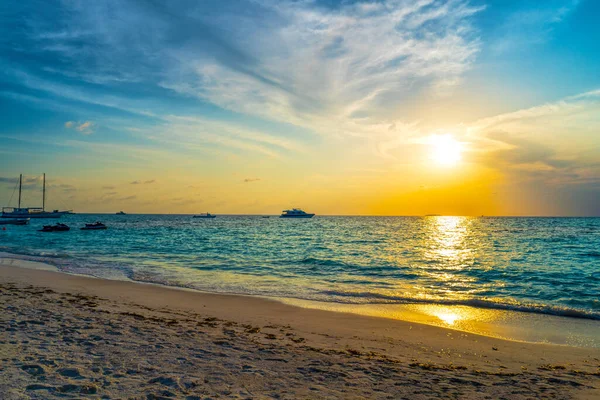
193 213 216 219
1 174 72 219
280 208 315 218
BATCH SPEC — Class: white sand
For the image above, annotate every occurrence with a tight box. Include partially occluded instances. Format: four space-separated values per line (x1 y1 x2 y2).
1 261 599 399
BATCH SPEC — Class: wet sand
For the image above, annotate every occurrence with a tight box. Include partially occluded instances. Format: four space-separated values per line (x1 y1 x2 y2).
1 261 600 399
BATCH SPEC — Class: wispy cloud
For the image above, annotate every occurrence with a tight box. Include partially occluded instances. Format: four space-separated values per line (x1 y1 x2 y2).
130 180 156 185
469 89 600 188
160 0 483 131
65 120 95 135
14 1 482 144
491 0 581 53
243 178 260 183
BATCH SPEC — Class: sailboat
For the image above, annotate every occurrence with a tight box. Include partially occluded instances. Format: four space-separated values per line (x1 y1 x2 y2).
1 174 73 219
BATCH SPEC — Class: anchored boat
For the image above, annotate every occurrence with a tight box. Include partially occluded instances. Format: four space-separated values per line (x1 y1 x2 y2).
81 222 107 230
39 223 70 232
0 218 29 225
1 174 72 219
280 208 315 218
193 213 216 219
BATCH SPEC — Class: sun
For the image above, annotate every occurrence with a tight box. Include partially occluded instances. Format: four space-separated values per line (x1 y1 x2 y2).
429 134 463 166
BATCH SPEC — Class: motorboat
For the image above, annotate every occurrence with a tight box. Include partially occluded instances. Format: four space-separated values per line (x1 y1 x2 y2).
39 223 70 232
81 222 107 230
1 174 72 218
116 211 126 215
280 208 315 218
193 213 216 219
0 218 29 225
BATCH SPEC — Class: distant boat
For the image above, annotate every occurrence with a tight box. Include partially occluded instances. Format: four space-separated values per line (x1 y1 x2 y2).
262 216 270 218
81 222 107 230
116 211 126 215
280 208 315 218
2 174 72 218
425 214 441 217
193 213 216 219
0 218 29 225
39 223 70 232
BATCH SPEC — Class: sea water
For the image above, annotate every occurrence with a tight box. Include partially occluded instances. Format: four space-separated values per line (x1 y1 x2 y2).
2 215 599 344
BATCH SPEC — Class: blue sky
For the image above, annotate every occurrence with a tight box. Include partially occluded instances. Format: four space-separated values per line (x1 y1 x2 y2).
1 0 599 215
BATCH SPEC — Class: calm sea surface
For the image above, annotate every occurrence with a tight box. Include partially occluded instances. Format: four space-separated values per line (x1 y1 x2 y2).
2 215 599 320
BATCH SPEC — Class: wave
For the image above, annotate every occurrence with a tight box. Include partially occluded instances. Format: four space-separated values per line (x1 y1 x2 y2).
3 250 600 322
298 257 350 267
580 251 600 258
319 290 600 321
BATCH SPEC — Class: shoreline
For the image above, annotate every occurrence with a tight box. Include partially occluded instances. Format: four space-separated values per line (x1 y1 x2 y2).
2 253 600 348
1 261 600 398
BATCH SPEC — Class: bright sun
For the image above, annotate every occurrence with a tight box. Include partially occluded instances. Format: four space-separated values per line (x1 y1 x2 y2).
430 135 463 166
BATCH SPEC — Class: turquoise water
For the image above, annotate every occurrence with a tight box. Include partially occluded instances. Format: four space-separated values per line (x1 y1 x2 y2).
1 215 599 320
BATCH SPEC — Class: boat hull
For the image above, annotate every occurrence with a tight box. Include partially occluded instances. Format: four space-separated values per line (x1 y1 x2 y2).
2 212 63 219
39 227 70 232
280 214 315 218
193 216 216 219
0 219 29 225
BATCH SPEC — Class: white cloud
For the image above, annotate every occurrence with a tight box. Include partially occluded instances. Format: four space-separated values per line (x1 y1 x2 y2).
161 0 483 132
64 120 95 135
76 121 94 134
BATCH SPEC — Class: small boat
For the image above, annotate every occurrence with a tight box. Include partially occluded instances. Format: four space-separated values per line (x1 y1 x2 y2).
81 222 107 230
280 208 315 218
193 213 216 219
0 218 30 225
116 211 126 215
39 223 70 232
261 216 270 219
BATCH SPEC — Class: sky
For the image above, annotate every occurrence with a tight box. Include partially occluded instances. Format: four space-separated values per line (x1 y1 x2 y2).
0 0 599 216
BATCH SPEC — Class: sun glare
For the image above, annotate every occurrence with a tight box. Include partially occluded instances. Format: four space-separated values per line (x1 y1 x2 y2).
430 135 463 166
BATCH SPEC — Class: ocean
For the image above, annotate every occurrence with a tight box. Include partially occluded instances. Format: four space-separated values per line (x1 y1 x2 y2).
2 215 600 343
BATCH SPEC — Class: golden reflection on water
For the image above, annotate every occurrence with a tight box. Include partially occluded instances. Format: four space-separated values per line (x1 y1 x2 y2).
418 216 479 299
424 216 471 267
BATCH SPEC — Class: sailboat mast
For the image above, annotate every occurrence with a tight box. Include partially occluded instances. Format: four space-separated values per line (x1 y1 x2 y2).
43 173 46 211
18 174 22 208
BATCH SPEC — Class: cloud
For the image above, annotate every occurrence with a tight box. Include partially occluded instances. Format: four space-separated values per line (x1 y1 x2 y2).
65 120 95 134
117 195 136 201
243 178 260 183
0 177 18 184
16 1 483 144
130 179 156 185
48 183 77 193
0 175 44 189
468 90 600 193
492 0 581 53
76 121 94 134
160 0 483 131
102 185 115 190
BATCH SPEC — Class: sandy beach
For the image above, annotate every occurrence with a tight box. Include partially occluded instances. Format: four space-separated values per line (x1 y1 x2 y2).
1 261 600 399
